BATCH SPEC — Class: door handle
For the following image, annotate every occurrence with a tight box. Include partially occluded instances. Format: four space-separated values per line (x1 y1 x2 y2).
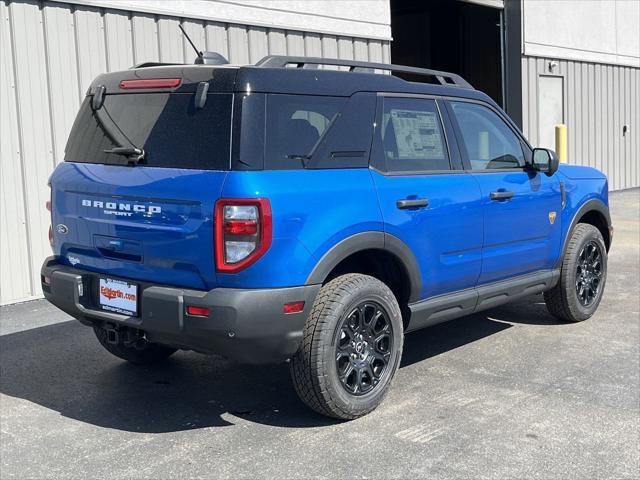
490 191 514 201
107 240 124 251
396 198 429 209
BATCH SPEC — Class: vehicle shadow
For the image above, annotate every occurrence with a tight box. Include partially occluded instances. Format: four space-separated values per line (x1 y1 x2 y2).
0 294 561 432
401 293 563 367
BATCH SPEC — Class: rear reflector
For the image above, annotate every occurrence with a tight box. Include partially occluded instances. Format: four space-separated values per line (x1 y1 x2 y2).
283 301 305 314
119 78 182 90
186 306 210 317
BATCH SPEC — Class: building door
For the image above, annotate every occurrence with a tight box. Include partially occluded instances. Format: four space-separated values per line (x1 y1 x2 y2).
390 0 504 106
537 75 564 150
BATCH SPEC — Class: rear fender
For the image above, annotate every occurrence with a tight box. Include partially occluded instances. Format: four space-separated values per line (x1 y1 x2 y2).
305 231 422 302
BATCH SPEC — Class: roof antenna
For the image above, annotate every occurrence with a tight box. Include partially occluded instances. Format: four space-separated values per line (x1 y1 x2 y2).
179 24 230 65
179 24 203 62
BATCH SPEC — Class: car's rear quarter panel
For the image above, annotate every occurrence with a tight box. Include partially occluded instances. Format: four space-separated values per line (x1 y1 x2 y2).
218 169 382 288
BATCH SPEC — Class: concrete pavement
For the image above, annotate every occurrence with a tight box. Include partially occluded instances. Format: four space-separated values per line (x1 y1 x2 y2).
1 188 638 479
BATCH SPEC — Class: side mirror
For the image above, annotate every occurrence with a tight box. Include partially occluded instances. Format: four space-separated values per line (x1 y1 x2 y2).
531 148 559 176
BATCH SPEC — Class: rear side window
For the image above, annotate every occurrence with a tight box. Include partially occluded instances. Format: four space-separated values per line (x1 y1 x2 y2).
64 93 232 170
379 97 450 172
449 101 525 170
264 94 345 169
233 92 375 171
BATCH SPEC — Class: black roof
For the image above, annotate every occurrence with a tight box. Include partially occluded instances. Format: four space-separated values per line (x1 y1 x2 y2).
235 66 492 103
89 55 495 107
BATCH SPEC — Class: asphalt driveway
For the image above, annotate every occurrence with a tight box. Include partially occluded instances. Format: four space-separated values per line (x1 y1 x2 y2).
1 188 638 479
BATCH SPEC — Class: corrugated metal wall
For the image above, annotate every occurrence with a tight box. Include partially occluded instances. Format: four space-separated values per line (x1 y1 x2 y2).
0 0 390 305
521 55 639 191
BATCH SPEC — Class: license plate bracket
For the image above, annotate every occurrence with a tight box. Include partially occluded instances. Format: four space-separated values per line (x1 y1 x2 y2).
98 277 138 316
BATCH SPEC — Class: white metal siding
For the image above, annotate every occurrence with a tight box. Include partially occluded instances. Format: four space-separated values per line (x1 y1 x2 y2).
522 0 639 69
522 56 639 192
56 0 392 41
0 0 390 305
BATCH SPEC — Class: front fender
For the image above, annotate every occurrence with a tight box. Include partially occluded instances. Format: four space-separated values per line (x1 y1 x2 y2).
556 197 612 269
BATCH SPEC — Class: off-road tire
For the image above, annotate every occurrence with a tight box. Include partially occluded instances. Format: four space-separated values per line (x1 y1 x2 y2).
544 223 608 322
93 325 177 364
290 274 404 420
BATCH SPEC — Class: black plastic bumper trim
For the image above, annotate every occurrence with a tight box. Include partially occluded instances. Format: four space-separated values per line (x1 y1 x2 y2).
41 257 320 364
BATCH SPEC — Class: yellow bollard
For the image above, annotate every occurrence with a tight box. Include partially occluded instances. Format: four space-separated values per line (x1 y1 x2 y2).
555 124 567 163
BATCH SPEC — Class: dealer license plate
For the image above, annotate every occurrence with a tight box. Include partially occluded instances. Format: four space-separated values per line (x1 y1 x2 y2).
98 277 138 316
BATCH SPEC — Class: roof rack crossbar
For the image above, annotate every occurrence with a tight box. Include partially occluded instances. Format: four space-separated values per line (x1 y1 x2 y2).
254 56 473 89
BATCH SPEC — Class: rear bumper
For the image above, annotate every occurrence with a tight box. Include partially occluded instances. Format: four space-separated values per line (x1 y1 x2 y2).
41 257 320 364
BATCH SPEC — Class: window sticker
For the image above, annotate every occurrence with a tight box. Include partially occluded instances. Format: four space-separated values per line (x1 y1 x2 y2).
390 109 445 159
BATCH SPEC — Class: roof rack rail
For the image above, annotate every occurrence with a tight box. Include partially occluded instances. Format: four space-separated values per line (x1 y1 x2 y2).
254 55 473 89
130 62 184 69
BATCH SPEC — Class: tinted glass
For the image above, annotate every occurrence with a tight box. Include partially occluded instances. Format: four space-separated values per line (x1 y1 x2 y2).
232 93 266 170
380 97 450 172
64 93 232 170
264 94 345 169
450 101 524 169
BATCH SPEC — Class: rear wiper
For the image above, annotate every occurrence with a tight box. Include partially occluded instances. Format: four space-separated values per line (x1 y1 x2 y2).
286 154 311 168
103 147 145 164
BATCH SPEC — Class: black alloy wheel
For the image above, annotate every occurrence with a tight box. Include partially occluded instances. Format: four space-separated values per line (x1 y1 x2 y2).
335 302 393 396
290 274 403 419
544 223 608 323
575 240 603 307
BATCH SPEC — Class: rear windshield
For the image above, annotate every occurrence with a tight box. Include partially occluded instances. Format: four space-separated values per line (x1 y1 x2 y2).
64 93 232 170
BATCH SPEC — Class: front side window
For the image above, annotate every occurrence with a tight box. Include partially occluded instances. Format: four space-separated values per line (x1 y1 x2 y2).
380 97 450 172
264 94 345 169
449 101 525 170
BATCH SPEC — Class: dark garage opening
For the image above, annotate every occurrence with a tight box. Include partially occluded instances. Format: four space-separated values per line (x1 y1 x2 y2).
391 0 504 106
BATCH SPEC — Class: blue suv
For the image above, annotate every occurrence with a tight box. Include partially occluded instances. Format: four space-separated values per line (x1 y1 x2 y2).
42 55 612 419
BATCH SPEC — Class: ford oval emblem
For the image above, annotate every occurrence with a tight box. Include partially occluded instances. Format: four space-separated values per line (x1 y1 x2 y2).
56 224 69 235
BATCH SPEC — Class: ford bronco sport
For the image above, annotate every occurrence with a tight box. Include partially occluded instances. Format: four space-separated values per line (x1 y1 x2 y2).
42 54 612 420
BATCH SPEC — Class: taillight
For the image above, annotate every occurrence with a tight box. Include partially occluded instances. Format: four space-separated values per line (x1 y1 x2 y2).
215 199 272 273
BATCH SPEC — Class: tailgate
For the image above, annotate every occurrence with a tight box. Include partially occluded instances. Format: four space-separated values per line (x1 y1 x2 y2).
50 70 235 290
50 162 226 290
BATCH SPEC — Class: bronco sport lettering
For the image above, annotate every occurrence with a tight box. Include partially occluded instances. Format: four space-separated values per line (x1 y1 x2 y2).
81 199 162 216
